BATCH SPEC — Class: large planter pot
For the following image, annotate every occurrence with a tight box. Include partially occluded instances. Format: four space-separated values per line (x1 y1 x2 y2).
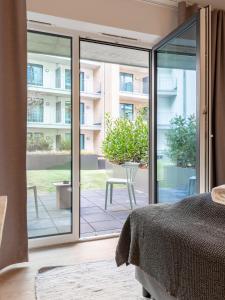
106 161 148 194
163 165 195 190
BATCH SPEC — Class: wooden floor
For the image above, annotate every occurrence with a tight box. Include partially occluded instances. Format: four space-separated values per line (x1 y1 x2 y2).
0 238 118 300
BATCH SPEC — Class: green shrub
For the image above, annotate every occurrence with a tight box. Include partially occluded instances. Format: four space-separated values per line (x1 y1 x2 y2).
27 135 53 152
166 115 196 168
59 138 71 151
102 110 148 165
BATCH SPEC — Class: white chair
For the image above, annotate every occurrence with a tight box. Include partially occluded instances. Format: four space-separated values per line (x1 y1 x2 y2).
105 162 139 210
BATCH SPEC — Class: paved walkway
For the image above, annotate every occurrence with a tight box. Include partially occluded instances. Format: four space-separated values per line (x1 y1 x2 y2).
27 187 189 238
27 188 149 238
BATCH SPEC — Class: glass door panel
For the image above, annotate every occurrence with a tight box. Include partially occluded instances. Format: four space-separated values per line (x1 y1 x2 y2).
79 41 150 238
154 19 199 203
27 32 73 239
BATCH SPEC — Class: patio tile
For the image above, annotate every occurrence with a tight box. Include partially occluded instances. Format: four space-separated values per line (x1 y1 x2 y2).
83 212 114 223
81 206 104 215
91 220 122 231
48 209 71 218
80 223 94 234
52 217 72 227
108 210 131 220
80 217 88 224
80 199 96 208
28 218 55 230
27 210 49 220
57 225 72 234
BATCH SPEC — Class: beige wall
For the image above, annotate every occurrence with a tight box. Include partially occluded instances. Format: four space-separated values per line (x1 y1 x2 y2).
27 0 178 38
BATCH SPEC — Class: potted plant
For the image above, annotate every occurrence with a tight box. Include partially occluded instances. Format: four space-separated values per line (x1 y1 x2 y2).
102 109 149 193
165 114 196 190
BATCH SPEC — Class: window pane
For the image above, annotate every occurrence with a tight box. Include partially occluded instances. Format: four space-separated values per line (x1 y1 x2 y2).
120 103 134 121
56 101 61 123
80 134 85 150
80 72 84 92
27 63 43 86
27 98 44 122
80 103 84 124
156 22 198 203
65 69 71 90
65 101 71 124
143 76 149 94
55 67 61 88
120 72 133 92
27 32 72 239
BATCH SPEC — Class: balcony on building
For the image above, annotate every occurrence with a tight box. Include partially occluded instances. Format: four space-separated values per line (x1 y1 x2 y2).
157 74 177 96
80 60 102 100
119 72 149 102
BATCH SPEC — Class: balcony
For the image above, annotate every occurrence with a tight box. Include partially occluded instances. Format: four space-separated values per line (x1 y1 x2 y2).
28 85 71 97
80 79 101 100
157 75 177 96
119 77 149 102
80 123 102 131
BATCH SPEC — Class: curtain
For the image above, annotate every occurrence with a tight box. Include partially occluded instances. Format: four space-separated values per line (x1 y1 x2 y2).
0 0 28 269
178 1 199 25
211 10 225 187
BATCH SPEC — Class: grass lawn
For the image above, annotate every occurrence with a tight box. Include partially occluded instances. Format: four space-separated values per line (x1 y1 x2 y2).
27 169 114 194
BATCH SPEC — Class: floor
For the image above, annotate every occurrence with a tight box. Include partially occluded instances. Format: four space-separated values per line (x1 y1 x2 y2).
27 188 149 239
0 238 119 300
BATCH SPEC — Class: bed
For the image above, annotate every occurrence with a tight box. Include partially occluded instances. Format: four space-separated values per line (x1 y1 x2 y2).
116 193 225 300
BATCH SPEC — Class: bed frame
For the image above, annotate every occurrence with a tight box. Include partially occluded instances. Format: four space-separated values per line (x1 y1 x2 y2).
135 267 177 300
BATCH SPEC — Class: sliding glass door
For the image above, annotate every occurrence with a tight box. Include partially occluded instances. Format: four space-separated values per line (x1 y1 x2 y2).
152 8 210 203
27 32 73 239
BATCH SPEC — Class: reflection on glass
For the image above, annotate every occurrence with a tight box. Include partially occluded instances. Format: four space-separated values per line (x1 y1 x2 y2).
156 23 198 203
27 32 72 238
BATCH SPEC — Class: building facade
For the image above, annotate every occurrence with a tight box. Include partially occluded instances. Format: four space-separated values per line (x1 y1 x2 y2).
27 52 196 156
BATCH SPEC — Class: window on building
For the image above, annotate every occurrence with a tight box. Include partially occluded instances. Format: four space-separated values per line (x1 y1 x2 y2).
120 103 134 121
28 98 44 122
80 134 85 150
143 76 149 94
65 69 71 90
56 101 61 123
27 63 43 86
80 72 84 92
65 101 71 124
55 67 61 88
80 103 85 125
120 73 133 92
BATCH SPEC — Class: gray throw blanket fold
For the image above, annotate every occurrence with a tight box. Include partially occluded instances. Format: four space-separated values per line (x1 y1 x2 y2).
116 193 225 300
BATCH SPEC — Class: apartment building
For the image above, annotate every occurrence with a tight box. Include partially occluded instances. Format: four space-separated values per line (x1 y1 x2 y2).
27 53 196 155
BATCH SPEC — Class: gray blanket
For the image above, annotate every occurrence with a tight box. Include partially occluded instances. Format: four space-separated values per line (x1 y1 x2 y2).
116 193 225 300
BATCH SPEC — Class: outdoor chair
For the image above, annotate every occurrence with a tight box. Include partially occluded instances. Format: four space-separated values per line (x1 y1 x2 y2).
105 162 139 210
27 185 38 217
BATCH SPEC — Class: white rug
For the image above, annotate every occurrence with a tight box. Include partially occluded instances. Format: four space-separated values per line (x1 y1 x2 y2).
35 260 147 300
